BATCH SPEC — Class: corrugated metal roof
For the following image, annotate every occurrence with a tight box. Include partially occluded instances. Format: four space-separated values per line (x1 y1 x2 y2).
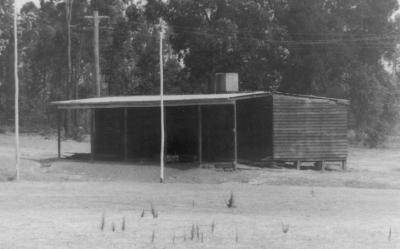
51 91 349 109
52 92 271 109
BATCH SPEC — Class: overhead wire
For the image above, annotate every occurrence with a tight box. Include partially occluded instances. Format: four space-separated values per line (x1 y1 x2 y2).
125 19 399 41
99 19 399 50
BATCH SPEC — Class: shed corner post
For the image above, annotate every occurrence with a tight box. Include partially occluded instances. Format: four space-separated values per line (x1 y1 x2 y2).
90 108 96 162
57 108 61 159
342 159 347 171
321 160 326 172
123 108 128 161
233 101 238 169
296 160 301 170
198 105 202 167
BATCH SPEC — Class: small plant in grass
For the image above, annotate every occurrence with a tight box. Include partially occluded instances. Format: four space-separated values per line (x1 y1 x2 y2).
7 175 16 181
388 227 392 241
121 217 126 231
281 222 289 234
100 213 105 231
190 224 195 240
227 192 236 208
112 222 116 232
211 220 216 234
151 230 155 243
311 187 315 197
150 203 158 218
192 200 195 208
172 232 176 244
196 224 200 240
235 229 239 243
140 208 145 218
183 232 187 241
201 232 204 243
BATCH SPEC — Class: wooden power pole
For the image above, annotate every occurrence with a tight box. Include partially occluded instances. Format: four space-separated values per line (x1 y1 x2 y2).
85 11 108 97
13 0 20 180
66 0 73 96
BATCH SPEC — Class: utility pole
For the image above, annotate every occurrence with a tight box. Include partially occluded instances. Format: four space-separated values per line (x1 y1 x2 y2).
13 0 20 180
65 0 74 136
159 18 165 183
66 0 73 96
84 11 108 97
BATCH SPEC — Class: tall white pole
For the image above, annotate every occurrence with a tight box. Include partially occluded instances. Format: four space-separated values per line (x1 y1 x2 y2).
14 0 20 180
159 18 165 183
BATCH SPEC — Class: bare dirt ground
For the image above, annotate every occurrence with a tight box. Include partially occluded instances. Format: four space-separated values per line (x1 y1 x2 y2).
0 133 400 248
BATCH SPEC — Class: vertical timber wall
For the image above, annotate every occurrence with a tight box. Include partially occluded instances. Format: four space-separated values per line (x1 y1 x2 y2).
272 94 348 161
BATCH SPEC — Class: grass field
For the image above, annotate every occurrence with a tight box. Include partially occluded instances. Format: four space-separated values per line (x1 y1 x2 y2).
0 133 400 248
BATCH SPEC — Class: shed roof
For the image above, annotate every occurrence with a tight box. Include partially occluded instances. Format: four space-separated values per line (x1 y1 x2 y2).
52 92 270 109
52 91 349 109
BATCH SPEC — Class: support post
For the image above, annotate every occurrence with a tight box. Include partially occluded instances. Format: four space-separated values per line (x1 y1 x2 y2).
123 108 128 161
321 160 326 172
57 110 61 159
93 10 101 97
84 11 108 96
14 2 20 180
233 101 238 169
90 109 96 161
342 159 347 171
198 105 202 166
296 160 301 170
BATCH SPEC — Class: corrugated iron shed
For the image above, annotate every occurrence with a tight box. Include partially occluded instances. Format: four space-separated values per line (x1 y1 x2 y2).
52 92 349 169
272 94 348 162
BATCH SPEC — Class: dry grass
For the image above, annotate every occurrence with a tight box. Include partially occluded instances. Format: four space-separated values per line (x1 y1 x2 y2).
121 216 125 231
0 182 397 248
235 229 239 243
99 213 105 231
150 203 158 218
0 134 400 248
190 224 195 240
211 220 216 234
281 222 290 234
140 208 145 218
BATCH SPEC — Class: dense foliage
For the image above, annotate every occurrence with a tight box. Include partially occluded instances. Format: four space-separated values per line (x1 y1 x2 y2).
0 0 399 146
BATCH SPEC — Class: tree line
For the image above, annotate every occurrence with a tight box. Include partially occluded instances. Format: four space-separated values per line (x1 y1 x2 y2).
0 0 399 147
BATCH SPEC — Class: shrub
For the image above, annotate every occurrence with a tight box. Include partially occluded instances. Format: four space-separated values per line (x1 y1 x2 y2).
227 192 236 208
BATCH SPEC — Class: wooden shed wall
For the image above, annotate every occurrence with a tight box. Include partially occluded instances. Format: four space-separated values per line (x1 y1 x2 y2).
272 94 348 161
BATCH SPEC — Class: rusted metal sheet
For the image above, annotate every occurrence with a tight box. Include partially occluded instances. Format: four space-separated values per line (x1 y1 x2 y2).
272 94 348 161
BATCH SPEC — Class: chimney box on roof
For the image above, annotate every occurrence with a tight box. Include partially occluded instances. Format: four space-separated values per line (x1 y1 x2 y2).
210 73 239 93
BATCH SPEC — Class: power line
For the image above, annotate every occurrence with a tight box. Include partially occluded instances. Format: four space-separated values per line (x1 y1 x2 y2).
122 19 400 45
